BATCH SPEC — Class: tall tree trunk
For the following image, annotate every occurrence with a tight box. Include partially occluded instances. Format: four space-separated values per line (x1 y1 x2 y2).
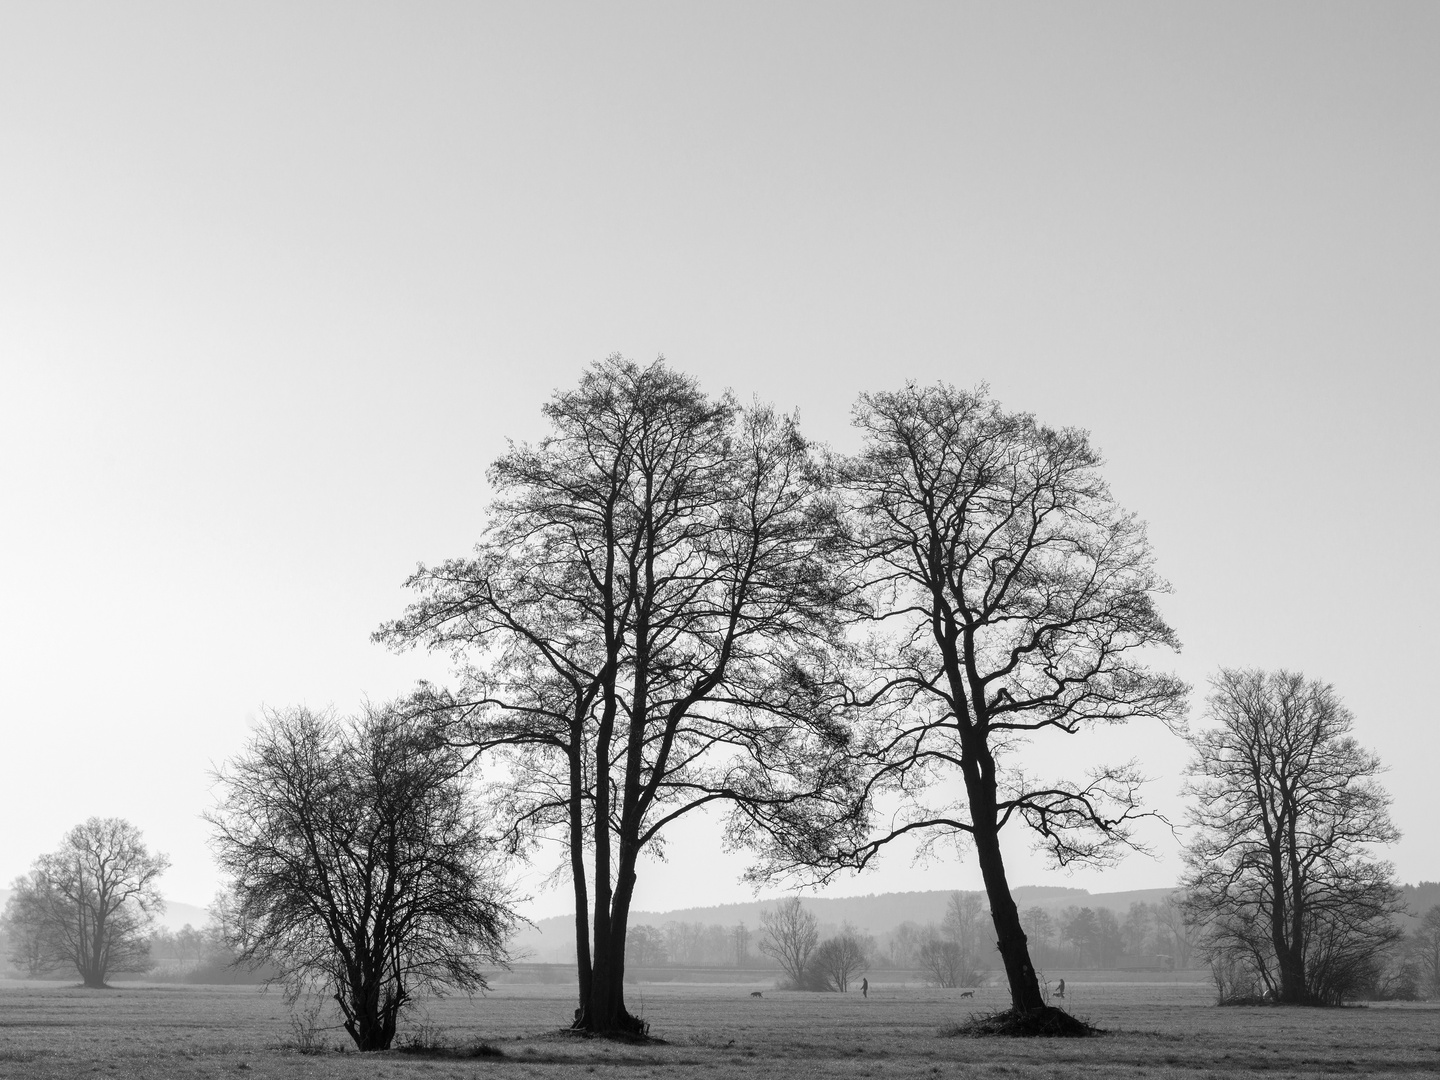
580 842 645 1033
338 992 399 1051
568 739 593 1018
963 748 1045 1013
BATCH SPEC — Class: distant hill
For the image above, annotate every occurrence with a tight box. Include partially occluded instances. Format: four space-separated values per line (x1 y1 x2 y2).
510 880 1440 962
509 884 1181 961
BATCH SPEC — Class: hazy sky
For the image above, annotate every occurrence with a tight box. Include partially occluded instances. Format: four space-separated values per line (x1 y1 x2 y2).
3 2 1437 922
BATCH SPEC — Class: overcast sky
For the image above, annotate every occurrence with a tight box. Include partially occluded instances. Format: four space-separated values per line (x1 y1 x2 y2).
2 2 1437 922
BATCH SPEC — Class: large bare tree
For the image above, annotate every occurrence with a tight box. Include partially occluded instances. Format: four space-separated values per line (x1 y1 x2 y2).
208 703 516 1050
1180 669 1402 1004
760 384 1186 1019
1 818 167 988
377 357 853 1034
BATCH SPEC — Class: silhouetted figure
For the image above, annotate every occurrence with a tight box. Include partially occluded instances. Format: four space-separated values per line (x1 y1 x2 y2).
1055 978 1066 1000
861 978 868 998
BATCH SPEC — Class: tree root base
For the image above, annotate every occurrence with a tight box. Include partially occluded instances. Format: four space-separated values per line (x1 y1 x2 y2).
942 1006 1103 1038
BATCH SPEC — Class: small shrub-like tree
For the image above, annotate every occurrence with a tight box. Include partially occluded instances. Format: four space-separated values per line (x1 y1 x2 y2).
811 924 872 992
208 702 517 1051
917 933 967 988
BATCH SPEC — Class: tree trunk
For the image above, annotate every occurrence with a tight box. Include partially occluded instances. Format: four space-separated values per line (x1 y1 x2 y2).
577 848 645 1035
974 826 1045 1012
338 984 401 1051
568 740 593 1016
963 745 1045 1013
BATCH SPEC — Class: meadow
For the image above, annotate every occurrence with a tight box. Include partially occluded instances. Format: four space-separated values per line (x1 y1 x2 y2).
0 976 1435 1080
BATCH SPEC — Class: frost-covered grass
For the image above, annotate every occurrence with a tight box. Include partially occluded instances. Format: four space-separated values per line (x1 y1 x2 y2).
0 977 1435 1079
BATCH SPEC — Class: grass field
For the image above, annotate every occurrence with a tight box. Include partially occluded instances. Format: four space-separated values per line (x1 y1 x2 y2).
0 977 1435 1079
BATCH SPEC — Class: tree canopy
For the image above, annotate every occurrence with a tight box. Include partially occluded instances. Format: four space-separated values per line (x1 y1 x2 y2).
377 356 854 1033
208 702 516 1051
2 817 167 988
757 383 1186 1019
1181 669 1402 1005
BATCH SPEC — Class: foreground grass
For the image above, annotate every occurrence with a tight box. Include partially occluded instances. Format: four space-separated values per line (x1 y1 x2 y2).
0 978 1435 1079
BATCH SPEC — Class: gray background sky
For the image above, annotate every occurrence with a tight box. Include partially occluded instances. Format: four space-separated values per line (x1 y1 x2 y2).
2 2 1436 920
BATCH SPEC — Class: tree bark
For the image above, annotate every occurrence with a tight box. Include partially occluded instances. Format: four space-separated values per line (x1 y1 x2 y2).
964 757 1045 1012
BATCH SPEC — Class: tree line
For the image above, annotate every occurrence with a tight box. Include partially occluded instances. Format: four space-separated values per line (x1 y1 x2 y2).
3 357 1429 1047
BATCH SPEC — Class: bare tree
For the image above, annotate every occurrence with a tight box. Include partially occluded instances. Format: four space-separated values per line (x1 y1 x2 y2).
377 358 852 1034
1413 906 1440 999
625 924 667 966
1153 892 1197 969
943 891 990 977
917 930 977 988
732 922 751 965
2 879 56 977
208 703 516 1051
1021 907 1056 965
1 818 167 987
812 924 871 992
764 384 1185 1017
886 920 925 966
1122 902 1153 960
758 896 819 988
1181 669 1403 1005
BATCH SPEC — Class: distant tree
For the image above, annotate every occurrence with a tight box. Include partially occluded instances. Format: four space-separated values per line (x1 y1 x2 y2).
944 893 987 955
1093 908 1124 969
626 925 667 966
664 922 698 966
941 891 991 982
700 923 731 966
1063 908 1100 968
1181 670 1403 1004
779 384 1186 1016
2 880 56 977
1413 906 1440 998
1123 903 1152 960
1153 892 1197 969
208 703 517 1051
916 922 988 988
377 358 853 1035
812 924 871 992
732 922 751 965
1 818 167 987
759 896 819 988
1021 907 1056 964
886 920 925 966
148 924 209 967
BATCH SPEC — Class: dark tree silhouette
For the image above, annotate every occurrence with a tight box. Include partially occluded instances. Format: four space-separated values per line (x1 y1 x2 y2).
1181 669 1402 1005
759 384 1186 1020
811 924 871 992
377 357 853 1035
207 703 516 1051
1 818 167 987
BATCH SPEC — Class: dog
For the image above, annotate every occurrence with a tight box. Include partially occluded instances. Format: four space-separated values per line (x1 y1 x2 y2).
750 991 763 998
960 990 974 998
